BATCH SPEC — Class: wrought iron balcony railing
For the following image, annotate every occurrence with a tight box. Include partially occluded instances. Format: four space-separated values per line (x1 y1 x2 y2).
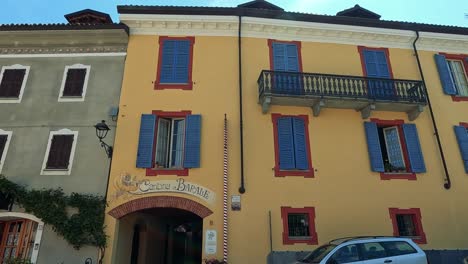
258 70 427 120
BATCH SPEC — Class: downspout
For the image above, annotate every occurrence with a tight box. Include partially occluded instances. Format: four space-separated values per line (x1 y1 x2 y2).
238 15 246 194
412 31 451 189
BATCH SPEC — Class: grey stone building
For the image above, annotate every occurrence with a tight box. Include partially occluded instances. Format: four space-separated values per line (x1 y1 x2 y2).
0 10 128 264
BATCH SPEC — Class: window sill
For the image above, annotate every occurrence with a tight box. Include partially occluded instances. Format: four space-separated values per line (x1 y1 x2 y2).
451 95 468 102
380 172 416 180
0 97 21 103
154 83 192 90
146 168 189 176
41 168 71 175
275 167 314 178
58 96 85 102
283 236 318 245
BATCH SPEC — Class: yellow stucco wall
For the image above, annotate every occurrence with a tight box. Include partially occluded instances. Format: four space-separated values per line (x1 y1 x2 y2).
104 33 468 263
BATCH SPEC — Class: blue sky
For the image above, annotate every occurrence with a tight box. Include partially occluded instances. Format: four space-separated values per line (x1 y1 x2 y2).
1 0 467 27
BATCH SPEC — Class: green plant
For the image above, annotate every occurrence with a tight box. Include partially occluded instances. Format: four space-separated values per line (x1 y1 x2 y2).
0 176 107 253
5 258 32 264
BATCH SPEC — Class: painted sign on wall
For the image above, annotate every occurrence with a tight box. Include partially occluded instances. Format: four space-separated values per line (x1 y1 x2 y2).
117 176 215 204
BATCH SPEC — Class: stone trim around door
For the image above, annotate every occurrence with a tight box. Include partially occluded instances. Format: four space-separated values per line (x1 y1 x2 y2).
108 196 213 219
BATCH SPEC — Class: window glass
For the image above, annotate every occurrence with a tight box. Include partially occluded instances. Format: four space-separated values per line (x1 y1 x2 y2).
396 214 417 237
360 242 387 260
448 60 468 96
46 135 74 169
381 241 417 257
329 244 360 263
383 126 406 170
155 118 186 168
302 244 336 263
287 213 310 237
62 68 86 97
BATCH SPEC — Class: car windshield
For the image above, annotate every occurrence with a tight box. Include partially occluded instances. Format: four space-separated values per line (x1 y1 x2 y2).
301 244 337 263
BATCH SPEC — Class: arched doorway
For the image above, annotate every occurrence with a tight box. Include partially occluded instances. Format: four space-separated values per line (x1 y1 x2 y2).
0 212 44 263
109 196 212 264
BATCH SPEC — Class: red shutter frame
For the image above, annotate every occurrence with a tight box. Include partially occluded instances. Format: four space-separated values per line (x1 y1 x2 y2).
267 39 303 72
281 206 318 245
271 113 314 178
155 36 195 90
440 53 468 102
389 208 427 244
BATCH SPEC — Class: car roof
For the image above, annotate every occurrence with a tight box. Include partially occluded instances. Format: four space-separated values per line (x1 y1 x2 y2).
329 236 415 245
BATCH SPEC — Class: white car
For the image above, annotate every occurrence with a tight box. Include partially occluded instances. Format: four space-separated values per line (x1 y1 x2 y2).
292 236 429 264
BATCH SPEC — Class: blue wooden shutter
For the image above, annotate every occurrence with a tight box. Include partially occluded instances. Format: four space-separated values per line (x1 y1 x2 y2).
183 114 201 168
292 117 308 170
364 122 385 172
402 124 426 173
174 40 190 83
363 50 378 77
136 114 156 168
272 43 286 71
160 40 176 83
454 126 468 173
434 54 457 95
375 51 390 78
277 117 295 170
285 44 299 72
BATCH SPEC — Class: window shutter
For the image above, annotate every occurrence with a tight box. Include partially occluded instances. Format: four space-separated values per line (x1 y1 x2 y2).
272 43 286 71
183 114 201 168
63 69 86 96
364 122 385 172
0 69 26 98
136 114 156 168
277 117 295 170
174 40 190 84
402 124 426 173
363 50 378 77
292 117 308 170
375 51 390 78
160 40 176 83
286 44 299 72
0 135 7 161
46 135 74 169
434 54 457 95
454 126 468 173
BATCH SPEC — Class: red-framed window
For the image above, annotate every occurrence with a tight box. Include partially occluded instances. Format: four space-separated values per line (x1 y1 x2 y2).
357 46 394 78
281 206 318 245
389 208 427 244
364 119 426 180
271 113 314 178
155 36 195 90
146 110 191 176
268 39 303 72
435 53 468 102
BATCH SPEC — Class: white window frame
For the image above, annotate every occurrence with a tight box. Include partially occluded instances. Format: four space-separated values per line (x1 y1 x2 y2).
40 129 78 175
383 126 406 170
0 129 12 174
447 59 468 97
154 118 185 169
57 64 91 102
0 64 30 103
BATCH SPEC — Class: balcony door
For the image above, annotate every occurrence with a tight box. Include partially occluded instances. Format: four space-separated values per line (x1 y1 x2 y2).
272 42 303 95
363 49 395 100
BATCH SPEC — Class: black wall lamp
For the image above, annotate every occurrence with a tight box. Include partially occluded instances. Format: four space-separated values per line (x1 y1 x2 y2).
94 120 113 158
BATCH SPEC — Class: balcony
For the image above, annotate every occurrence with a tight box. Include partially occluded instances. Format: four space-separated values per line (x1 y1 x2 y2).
258 70 427 120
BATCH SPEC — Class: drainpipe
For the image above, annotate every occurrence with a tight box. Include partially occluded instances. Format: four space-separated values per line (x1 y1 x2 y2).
238 15 246 194
412 31 451 189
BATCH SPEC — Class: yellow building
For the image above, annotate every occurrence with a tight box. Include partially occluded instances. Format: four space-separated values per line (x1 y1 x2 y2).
103 1 468 263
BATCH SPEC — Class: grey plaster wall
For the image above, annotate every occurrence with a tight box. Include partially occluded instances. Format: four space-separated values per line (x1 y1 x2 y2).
0 55 125 264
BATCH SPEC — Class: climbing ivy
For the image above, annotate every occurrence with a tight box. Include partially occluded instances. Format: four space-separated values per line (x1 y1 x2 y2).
0 175 107 251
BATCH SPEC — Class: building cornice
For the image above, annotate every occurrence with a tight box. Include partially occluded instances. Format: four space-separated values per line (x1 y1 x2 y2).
120 14 468 54
0 29 128 55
